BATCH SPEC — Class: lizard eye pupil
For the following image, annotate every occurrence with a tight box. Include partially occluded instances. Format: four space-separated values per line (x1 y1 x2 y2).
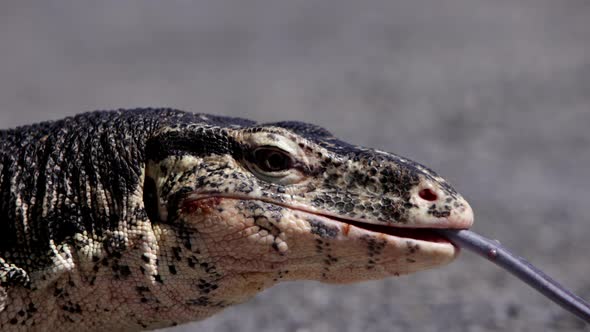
254 148 293 172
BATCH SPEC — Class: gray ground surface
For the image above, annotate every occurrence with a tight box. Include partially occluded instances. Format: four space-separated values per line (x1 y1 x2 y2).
1 1 589 331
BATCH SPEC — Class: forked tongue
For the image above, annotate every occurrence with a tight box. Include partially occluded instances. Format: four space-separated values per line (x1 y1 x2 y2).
436 229 590 324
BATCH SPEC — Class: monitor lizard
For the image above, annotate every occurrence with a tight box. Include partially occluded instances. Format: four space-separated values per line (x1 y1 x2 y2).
0 109 473 331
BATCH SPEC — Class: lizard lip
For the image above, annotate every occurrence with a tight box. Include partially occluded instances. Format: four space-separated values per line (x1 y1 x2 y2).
314 212 451 244
183 193 454 244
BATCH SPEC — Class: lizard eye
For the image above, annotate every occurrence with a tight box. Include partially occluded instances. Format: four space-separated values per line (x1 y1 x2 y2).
253 147 293 173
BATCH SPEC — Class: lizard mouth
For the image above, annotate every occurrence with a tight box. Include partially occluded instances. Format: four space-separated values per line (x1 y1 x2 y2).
182 193 453 244
307 210 450 244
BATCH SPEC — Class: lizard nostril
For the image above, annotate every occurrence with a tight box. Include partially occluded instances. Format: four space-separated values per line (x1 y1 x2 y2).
418 188 438 202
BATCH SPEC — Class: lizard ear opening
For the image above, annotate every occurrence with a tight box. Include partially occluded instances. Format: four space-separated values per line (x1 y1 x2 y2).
143 175 161 223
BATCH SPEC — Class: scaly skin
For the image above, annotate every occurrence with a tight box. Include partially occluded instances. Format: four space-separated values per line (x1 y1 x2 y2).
0 109 473 331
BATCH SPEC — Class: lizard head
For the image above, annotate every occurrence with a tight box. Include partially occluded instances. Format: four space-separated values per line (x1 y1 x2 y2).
143 116 473 305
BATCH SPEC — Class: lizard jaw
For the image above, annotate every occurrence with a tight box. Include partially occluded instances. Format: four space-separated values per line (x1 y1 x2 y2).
182 193 463 246
178 195 460 283
182 190 472 232
317 214 451 244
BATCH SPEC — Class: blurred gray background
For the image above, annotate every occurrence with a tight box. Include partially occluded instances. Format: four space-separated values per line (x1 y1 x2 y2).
1 1 589 331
